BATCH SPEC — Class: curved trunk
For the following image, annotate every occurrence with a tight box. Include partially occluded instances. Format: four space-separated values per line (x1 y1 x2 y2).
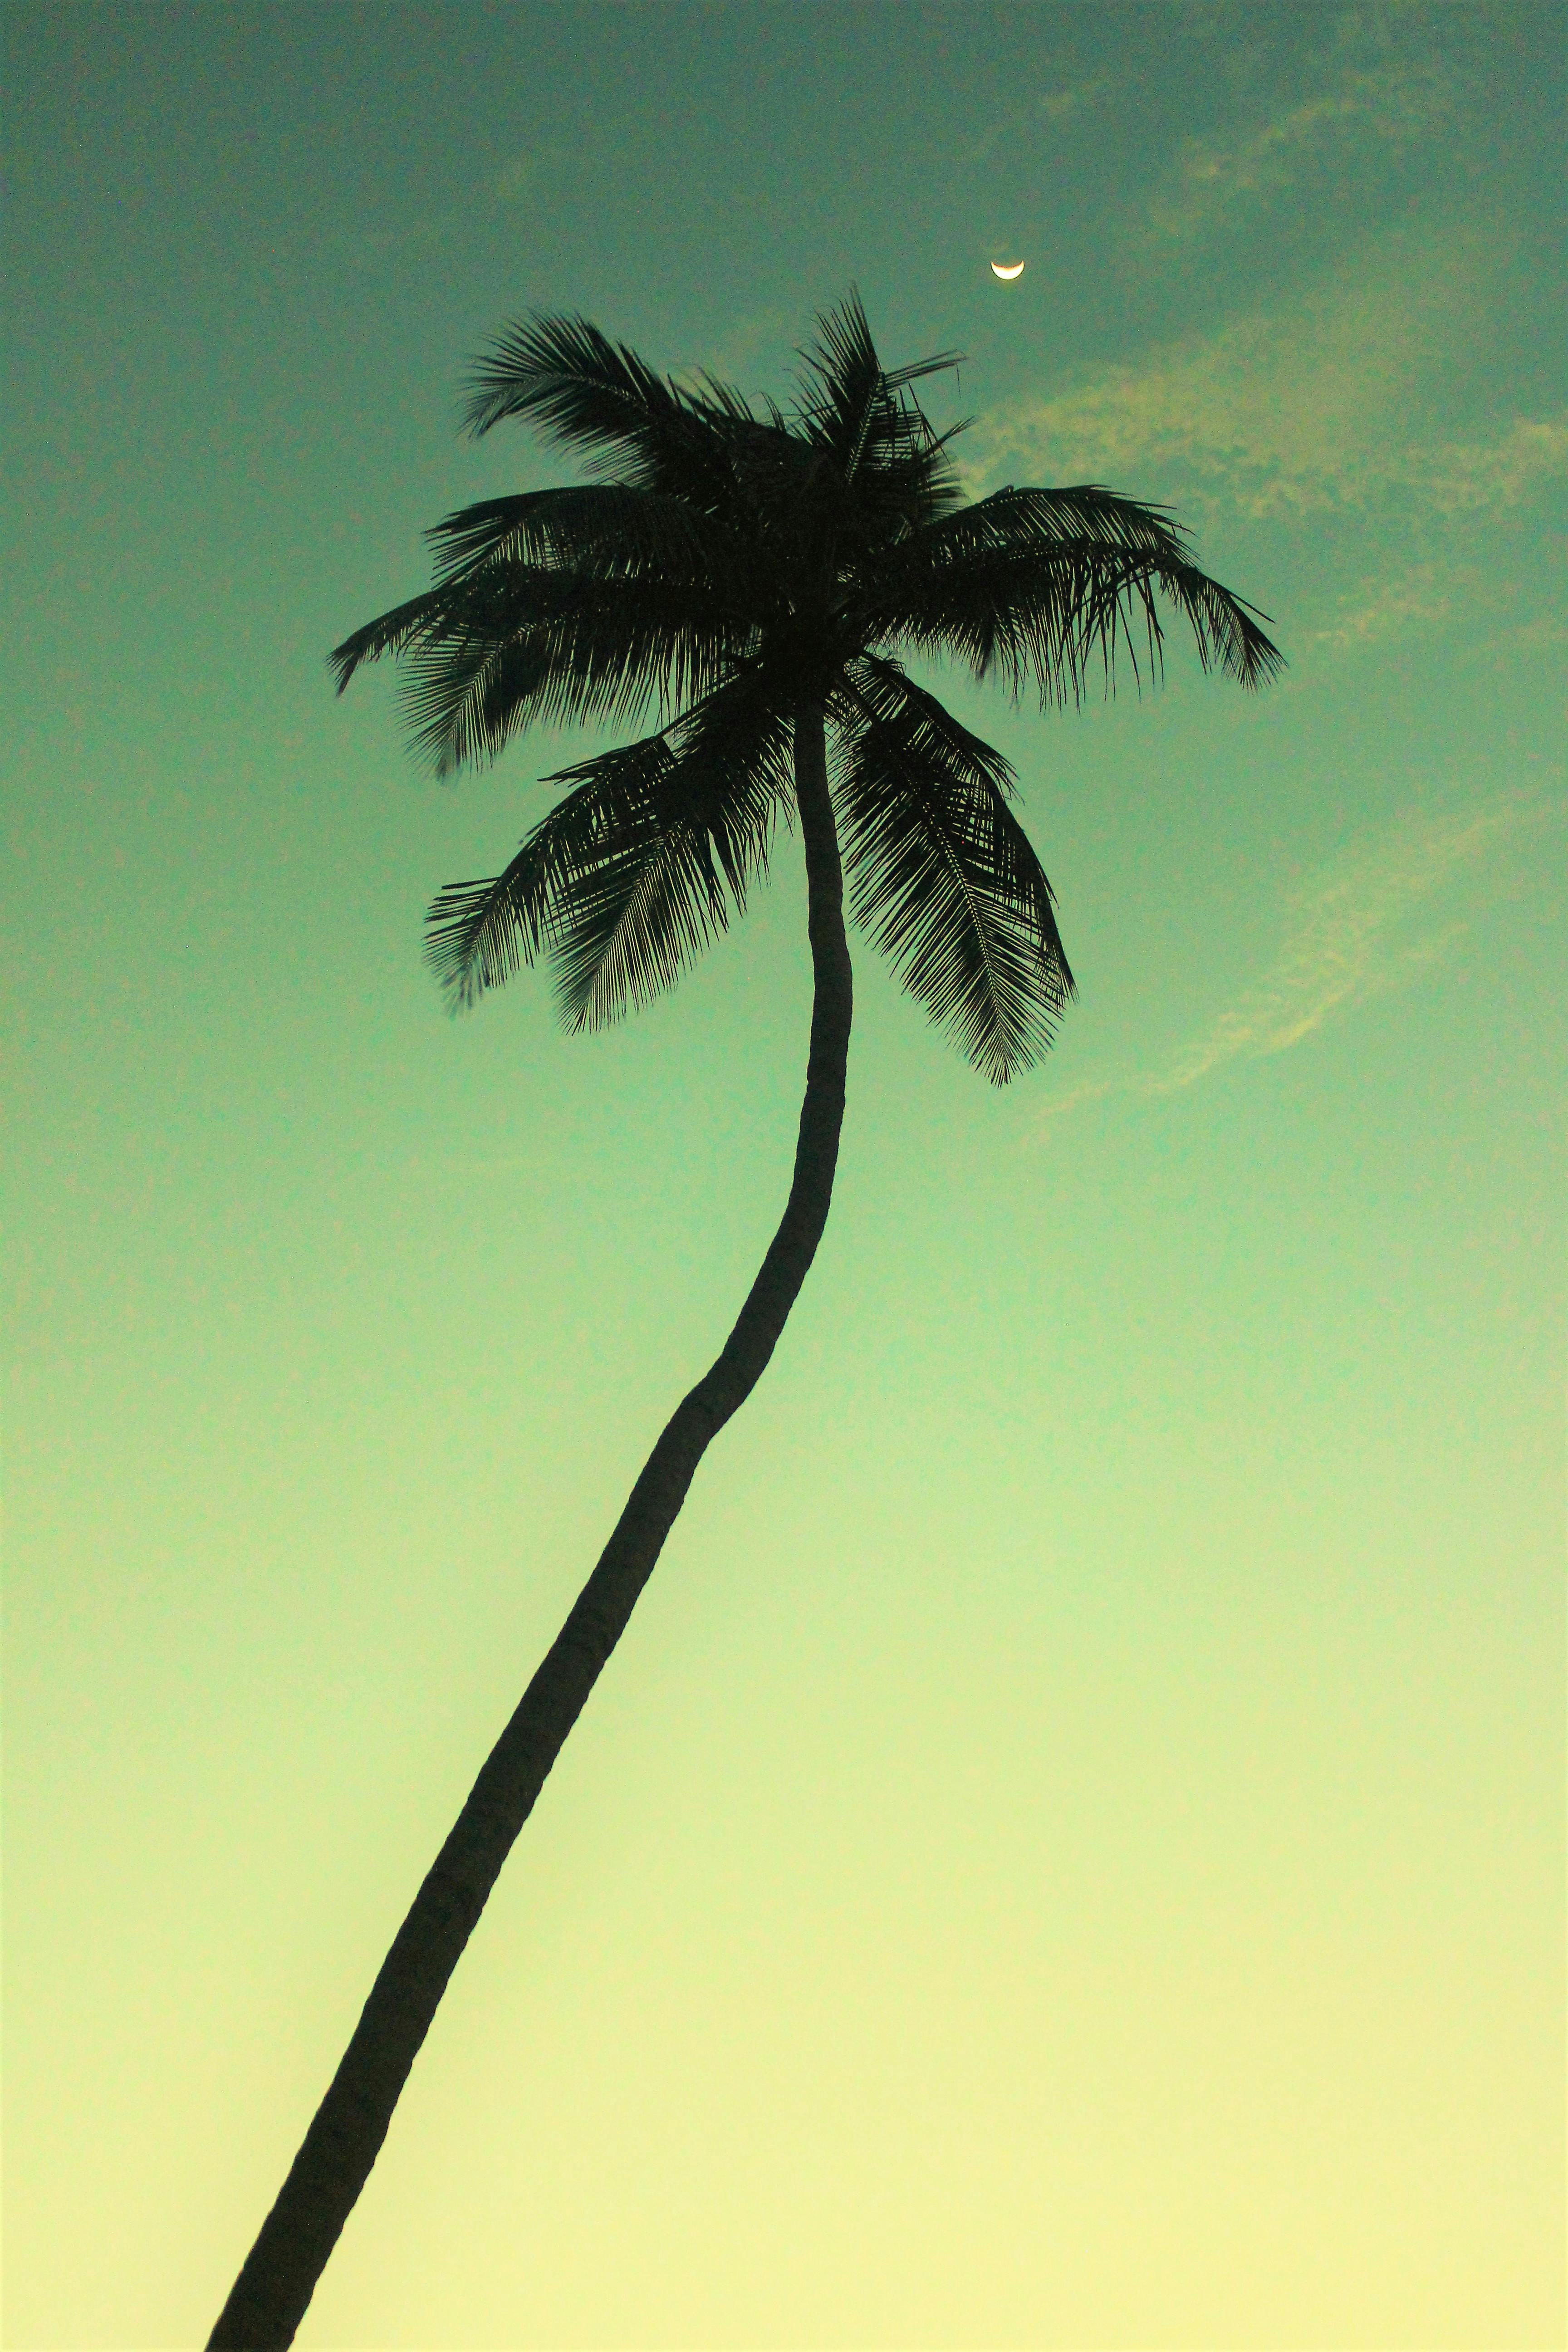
208 706 851 2349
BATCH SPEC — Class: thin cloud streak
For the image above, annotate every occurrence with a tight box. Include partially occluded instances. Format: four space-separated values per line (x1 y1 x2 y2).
970 220 1567 524
1037 795 1558 1127
1304 564 1453 653
966 74 1110 164
1142 1 1469 240
1150 56 1457 238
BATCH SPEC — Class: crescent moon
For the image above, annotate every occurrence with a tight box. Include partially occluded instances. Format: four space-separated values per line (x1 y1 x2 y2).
990 260 1025 281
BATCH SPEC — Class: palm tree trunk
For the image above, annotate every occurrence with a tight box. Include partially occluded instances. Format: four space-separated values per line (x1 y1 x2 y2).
207 706 852 2349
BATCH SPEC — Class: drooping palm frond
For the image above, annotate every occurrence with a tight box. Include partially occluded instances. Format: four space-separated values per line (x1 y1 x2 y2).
328 588 451 694
865 483 1284 701
423 484 750 607
886 533 1167 705
910 484 1192 564
405 569 752 775
1152 557 1282 690
333 565 754 774
549 695 792 1028
831 655 1074 1084
424 671 793 1024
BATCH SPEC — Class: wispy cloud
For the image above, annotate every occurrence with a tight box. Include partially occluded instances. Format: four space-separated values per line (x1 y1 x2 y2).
1142 0 1466 238
971 218 1567 526
1037 796 1557 1125
967 74 1110 163
1303 564 1453 653
1404 416 1568 514
1157 813 1484 1079
1152 58 1455 238
1039 74 1112 124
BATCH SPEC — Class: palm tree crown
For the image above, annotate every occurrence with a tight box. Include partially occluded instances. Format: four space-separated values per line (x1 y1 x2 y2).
332 294 1280 1081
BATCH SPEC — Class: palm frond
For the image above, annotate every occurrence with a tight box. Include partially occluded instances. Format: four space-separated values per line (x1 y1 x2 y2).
831 656 1074 1083
886 538 1165 705
424 675 793 1023
329 588 451 695
423 484 750 609
865 485 1284 701
794 291 961 480
340 567 750 776
461 313 783 525
1153 557 1283 689
779 293 971 559
463 312 682 458
398 616 560 776
923 484 1193 561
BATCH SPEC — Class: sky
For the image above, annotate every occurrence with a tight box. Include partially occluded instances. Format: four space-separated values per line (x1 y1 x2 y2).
2 4 1563 2347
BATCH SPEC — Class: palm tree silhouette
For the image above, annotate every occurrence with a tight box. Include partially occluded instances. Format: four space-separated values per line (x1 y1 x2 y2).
209 295 1281 2347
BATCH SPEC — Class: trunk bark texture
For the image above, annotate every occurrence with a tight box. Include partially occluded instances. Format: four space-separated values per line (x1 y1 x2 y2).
208 707 852 2349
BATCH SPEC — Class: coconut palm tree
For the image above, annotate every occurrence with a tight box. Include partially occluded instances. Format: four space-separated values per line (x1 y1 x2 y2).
208 294 1281 2348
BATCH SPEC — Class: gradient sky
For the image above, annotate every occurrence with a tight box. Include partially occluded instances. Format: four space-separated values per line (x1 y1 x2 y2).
4 5 1564 2347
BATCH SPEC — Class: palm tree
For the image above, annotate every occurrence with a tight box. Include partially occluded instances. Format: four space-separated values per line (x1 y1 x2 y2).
208 294 1281 2348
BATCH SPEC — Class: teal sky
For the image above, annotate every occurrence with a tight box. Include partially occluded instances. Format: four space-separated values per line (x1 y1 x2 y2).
4 5 1563 2347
